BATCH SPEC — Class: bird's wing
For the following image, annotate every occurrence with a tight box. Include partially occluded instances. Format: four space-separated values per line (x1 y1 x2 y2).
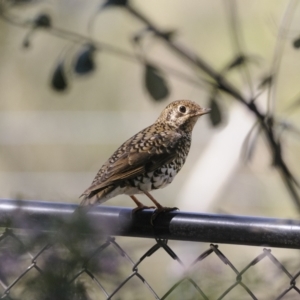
81 126 182 197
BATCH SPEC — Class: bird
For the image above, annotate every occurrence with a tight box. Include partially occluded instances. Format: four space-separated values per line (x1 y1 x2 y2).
80 100 210 219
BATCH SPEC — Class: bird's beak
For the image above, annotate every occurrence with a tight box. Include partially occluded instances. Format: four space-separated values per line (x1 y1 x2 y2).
197 107 211 116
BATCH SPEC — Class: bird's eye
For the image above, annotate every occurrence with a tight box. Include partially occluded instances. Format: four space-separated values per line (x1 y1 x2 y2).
178 105 187 113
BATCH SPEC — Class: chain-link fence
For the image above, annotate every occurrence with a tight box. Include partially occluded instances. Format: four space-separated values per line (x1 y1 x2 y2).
0 199 300 300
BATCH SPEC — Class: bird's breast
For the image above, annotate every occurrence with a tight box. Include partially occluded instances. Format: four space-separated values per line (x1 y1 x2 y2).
134 160 184 191
129 138 191 192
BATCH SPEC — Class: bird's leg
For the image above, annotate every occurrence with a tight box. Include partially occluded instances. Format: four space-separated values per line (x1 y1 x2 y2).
143 191 179 225
130 195 155 214
143 191 164 209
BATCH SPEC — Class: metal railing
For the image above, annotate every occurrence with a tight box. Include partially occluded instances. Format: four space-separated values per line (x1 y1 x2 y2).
0 199 299 299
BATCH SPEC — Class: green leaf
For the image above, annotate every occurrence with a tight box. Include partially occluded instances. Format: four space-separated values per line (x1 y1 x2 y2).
145 64 169 101
34 13 52 28
209 98 222 126
102 0 128 8
74 44 96 75
293 37 300 48
51 61 68 91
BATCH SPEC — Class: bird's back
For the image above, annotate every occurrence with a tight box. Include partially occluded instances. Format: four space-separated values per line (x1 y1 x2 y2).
80 122 188 205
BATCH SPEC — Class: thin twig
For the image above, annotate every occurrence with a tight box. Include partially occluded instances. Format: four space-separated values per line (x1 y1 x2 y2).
225 0 254 97
267 0 298 115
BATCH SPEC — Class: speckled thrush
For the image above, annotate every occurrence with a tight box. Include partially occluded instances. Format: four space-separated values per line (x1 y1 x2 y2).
80 100 210 217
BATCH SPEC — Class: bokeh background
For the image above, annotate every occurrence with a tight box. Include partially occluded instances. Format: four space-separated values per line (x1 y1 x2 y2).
0 0 300 298
1 0 300 216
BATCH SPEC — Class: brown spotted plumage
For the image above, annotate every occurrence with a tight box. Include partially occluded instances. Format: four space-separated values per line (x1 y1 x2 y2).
80 100 210 213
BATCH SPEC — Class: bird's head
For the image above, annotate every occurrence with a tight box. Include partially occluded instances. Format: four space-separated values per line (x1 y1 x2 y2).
156 100 210 132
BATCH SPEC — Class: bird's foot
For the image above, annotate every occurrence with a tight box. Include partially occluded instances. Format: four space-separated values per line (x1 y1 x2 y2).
132 205 155 215
150 206 179 225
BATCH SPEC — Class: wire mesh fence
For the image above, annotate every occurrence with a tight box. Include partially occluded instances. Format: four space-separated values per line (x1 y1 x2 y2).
0 199 300 300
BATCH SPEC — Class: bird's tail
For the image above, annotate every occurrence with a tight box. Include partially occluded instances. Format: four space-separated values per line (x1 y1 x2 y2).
79 185 116 206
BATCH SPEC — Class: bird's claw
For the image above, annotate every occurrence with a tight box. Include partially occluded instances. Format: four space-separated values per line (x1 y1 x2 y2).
150 206 179 225
132 205 155 215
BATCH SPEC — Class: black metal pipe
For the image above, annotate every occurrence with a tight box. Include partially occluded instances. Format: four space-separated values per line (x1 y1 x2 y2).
0 199 300 249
